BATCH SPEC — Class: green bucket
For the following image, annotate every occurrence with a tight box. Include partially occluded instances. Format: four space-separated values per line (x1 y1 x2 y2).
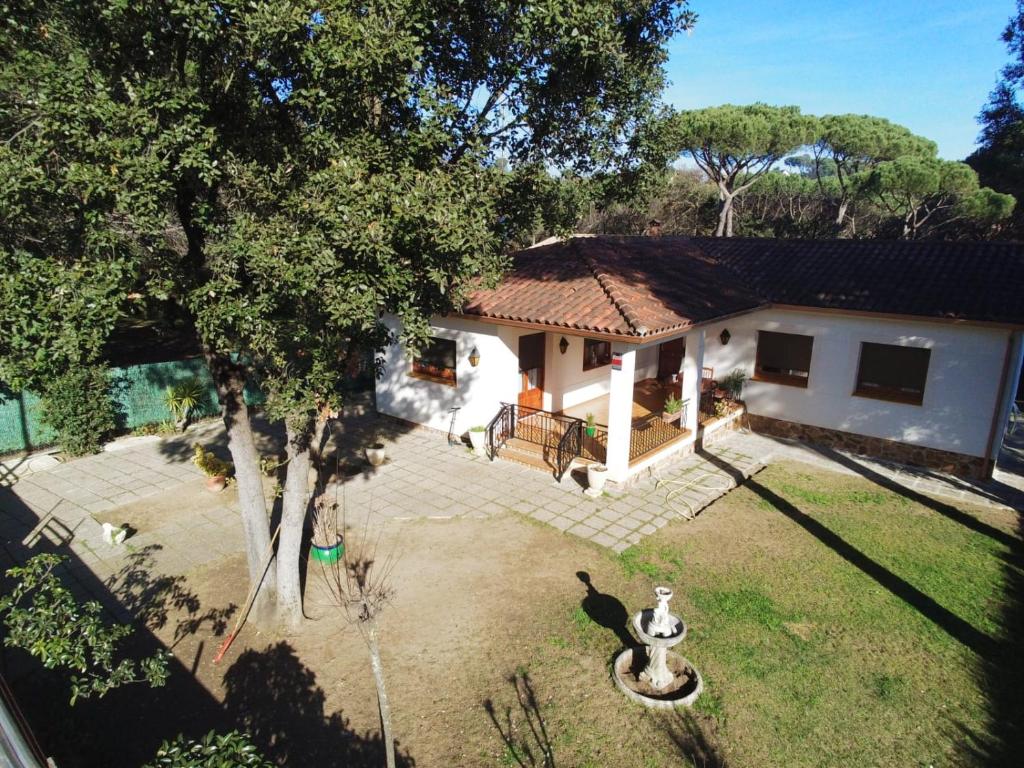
311 536 344 565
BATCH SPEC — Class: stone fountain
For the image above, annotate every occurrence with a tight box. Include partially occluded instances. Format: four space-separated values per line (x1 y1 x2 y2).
613 586 703 709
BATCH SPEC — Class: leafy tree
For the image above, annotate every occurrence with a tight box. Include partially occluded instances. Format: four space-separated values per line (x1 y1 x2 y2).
0 554 170 704
813 114 936 232
144 731 272 768
969 0 1024 238
660 103 818 236
862 156 1014 239
0 1 695 628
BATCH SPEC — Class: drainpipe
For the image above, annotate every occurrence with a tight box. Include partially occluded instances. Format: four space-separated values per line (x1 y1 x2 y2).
982 330 1023 479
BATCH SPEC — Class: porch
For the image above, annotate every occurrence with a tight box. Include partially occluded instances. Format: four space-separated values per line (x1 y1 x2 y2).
561 378 693 467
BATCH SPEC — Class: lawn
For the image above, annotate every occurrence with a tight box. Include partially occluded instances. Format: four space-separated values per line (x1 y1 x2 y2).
543 461 1021 767
483 460 1022 768
10 459 1022 767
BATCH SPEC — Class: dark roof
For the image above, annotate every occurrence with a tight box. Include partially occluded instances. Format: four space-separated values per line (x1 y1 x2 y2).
462 236 1024 337
694 237 1024 326
462 237 765 337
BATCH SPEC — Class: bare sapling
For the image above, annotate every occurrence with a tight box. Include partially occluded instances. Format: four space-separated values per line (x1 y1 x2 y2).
312 496 399 768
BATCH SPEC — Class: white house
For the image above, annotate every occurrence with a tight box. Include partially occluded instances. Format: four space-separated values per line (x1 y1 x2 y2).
376 236 1024 485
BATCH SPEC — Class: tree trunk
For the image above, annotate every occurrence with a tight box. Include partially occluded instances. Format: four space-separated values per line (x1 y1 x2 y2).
277 421 314 630
714 194 734 237
367 619 396 768
205 352 276 624
835 198 850 227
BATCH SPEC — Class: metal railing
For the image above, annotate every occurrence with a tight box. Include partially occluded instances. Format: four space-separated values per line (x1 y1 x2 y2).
485 402 585 481
555 420 583 481
486 403 516 459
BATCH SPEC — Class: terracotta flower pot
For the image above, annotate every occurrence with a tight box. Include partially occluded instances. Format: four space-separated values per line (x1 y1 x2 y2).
206 475 227 493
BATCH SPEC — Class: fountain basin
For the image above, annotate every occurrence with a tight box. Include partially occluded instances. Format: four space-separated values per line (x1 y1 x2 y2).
633 610 687 647
612 648 703 709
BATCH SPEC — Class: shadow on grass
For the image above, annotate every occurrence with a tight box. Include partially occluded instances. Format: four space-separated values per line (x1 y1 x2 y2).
805 443 1021 553
665 709 727 767
699 446 1024 767
483 670 555 768
697 448 995 656
576 570 634 649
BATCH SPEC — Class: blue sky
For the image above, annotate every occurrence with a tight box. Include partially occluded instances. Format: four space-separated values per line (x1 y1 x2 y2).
662 0 1015 159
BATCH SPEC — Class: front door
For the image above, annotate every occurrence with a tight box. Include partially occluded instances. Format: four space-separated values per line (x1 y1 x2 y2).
517 333 545 411
658 338 686 380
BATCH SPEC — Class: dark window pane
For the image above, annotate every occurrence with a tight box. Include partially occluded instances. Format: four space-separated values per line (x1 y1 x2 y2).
755 331 814 382
518 333 545 372
583 339 612 371
856 343 930 400
412 337 457 383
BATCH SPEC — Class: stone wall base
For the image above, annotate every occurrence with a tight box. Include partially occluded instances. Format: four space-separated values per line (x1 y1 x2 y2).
699 405 746 447
746 414 989 479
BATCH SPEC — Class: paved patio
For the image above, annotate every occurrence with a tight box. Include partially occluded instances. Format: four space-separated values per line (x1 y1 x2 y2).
2 398 1022 591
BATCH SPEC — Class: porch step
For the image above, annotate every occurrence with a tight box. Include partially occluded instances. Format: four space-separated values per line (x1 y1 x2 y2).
496 437 557 473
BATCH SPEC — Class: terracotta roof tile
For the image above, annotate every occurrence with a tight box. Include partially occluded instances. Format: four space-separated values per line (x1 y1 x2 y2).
461 236 1024 336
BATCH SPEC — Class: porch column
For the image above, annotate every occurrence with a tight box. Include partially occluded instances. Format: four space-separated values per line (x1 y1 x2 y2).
606 343 636 483
682 329 705 437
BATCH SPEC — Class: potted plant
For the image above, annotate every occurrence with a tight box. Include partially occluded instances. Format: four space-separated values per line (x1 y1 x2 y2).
585 413 597 437
662 394 683 424
192 444 233 492
587 463 609 493
719 369 747 401
310 497 344 565
468 425 487 455
365 441 386 467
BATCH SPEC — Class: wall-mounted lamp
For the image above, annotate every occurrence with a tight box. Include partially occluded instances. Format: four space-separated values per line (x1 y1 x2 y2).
559 336 569 355
719 328 731 346
468 346 481 367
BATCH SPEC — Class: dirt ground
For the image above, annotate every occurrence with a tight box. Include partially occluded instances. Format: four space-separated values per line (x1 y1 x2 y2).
80 481 700 767
18 458 1019 767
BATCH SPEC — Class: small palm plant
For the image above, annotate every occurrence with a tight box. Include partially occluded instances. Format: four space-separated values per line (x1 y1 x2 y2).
164 377 206 431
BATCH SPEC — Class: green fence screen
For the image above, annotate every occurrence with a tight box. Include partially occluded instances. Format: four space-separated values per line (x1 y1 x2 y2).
0 358 265 455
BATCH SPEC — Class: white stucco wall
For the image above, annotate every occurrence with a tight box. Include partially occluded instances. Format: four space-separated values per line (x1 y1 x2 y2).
700 308 1012 459
375 315 525 434
376 314 678 435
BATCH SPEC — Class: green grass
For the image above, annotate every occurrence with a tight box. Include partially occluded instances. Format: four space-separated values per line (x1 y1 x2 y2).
543 461 1019 768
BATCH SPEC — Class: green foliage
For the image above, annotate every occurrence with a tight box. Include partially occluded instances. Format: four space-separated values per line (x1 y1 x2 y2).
663 393 683 414
143 730 272 768
672 103 818 165
586 412 596 428
192 444 233 478
863 156 1014 238
469 425 487 433
39 365 117 455
0 554 169 704
163 378 205 424
659 103 818 235
718 369 746 399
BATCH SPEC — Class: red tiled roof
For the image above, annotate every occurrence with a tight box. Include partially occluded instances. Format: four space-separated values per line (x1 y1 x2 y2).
461 236 1024 337
462 237 765 337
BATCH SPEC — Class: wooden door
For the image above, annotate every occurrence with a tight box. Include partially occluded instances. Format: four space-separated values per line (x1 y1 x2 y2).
517 333 545 410
658 338 686 380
